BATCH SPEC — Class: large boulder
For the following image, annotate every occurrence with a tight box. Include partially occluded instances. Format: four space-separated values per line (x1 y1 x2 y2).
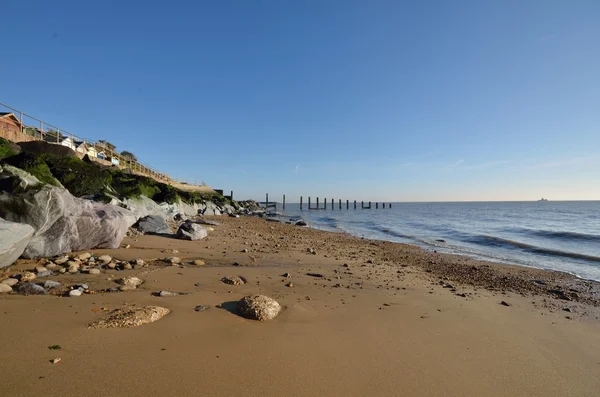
134 215 171 234
0 165 136 258
202 201 222 216
176 221 208 241
0 218 34 268
237 295 282 321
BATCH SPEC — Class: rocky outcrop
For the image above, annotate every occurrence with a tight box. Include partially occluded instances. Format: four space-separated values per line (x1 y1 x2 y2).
89 306 170 328
0 218 35 268
133 215 171 234
176 221 208 240
237 295 281 321
0 165 136 258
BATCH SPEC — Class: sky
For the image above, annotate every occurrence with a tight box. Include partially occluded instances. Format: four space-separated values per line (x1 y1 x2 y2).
1 0 599 202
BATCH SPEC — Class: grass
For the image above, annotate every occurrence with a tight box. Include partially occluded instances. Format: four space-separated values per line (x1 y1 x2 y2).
0 137 18 160
2 152 61 186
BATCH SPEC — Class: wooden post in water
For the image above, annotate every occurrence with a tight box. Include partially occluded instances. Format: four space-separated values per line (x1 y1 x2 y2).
354 200 357 209
390 203 392 208
283 194 286 210
230 191 234 201
308 197 311 209
361 201 364 209
300 196 303 210
383 202 385 208
331 198 334 209
346 200 349 209
376 202 379 209
316 197 319 209
339 199 342 209
266 193 269 209
369 201 371 209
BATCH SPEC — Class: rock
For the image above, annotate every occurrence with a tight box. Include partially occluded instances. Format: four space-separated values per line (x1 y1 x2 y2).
0 284 12 293
21 271 36 282
69 289 82 297
0 165 136 258
228 214 240 218
241 248 249 253
88 269 101 275
134 215 171 235
17 282 46 295
107 262 117 269
1 278 18 286
45 263 59 271
51 358 61 364
36 270 53 278
193 219 221 226
35 266 48 273
165 257 181 265
89 306 170 328
237 295 281 321
155 291 179 297
78 283 89 290
118 276 143 288
282 272 291 278
43 280 61 289
221 276 246 286
286 282 294 288
193 259 205 266
54 256 69 265
306 273 324 278
295 220 307 226
87 256 95 263
194 305 209 312
66 260 80 267
176 221 208 241
134 259 145 267
75 253 91 261
500 301 511 307
97 255 112 264
119 285 137 291
68 265 79 274
0 217 35 268
123 263 133 270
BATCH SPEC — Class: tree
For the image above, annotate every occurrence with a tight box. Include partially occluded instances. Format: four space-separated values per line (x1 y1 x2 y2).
121 151 137 162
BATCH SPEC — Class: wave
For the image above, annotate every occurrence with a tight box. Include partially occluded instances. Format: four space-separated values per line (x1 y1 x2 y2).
527 229 600 243
469 235 600 263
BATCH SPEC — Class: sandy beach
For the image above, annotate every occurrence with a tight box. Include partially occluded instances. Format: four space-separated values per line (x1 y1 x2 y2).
2 215 600 397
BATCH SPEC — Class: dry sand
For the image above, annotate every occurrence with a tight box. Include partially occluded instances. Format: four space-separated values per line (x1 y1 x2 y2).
1 216 600 397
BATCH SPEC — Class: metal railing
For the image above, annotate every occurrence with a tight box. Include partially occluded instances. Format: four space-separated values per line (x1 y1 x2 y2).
0 101 201 186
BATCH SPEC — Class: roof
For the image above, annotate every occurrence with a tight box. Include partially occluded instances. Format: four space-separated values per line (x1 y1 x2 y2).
0 112 22 125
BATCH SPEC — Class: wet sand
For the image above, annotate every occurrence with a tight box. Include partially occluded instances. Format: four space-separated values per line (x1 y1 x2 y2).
1 216 600 396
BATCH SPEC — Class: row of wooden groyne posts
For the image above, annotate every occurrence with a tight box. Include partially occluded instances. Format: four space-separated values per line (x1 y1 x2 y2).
261 194 392 211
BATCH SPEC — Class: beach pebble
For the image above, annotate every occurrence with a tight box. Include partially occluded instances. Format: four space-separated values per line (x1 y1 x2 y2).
193 260 205 266
123 263 133 270
68 266 79 274
107 263 117 269
54 256 69 265
119 285 137 291
37 271 54 278
44 280 61 289
282 272 291 278
45 263 59 271
98 255 112 264
35 266 48 274
76 253 91 261
1 278 19 287
66 260 80 267
88 269 101 275
0 284 12 293
295 220 307 226
500 301 511 307
165 257 181 265
21 271 37 282
221 276 246 286
124 244 131 249
51 358 61 364
69 289 82 297
286 282 294 288
155 291 180 297
241 248 249 253
237 295 281 321
134 259 145 267
118 276 143 288
194 305 209 312
17 282 46 295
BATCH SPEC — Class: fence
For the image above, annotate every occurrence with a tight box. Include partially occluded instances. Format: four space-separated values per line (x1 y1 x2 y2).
0 101 201 186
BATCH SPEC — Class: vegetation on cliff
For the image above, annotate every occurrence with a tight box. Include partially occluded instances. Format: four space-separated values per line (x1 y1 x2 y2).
0 140 226 206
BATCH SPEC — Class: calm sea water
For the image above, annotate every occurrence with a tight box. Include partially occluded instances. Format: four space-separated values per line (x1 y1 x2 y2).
275 201 600 281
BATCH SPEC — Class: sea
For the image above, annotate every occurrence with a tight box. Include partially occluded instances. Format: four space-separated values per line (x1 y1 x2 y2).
273 201 600 282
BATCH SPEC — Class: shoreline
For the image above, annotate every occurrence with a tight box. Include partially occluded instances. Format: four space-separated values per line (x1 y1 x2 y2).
2 214 600 396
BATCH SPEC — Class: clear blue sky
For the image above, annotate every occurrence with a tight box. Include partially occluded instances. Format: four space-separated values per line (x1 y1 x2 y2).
2 0 599 201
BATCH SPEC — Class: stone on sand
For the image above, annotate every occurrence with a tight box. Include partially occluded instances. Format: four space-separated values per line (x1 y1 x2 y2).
221 276 246 286
176 221 208 241
118 276 144 288
0 283 12 293
17 282 46 295
237 294 282 321
98 255 112 264
89 306 170 328
20 271 36 282
1 278 19 286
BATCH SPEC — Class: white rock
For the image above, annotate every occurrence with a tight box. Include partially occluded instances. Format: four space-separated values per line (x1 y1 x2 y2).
54 256 69 265
118 276 143 287
98 255 112 264
69 289 82 297
0 284 13 293
1 278 19 286
21 271 36 282
35 266 48 273
88 269 101 275
76 253 91 261
0 217 34 269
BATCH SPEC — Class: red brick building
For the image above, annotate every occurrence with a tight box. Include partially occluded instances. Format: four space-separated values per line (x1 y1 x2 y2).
0 112 36 143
